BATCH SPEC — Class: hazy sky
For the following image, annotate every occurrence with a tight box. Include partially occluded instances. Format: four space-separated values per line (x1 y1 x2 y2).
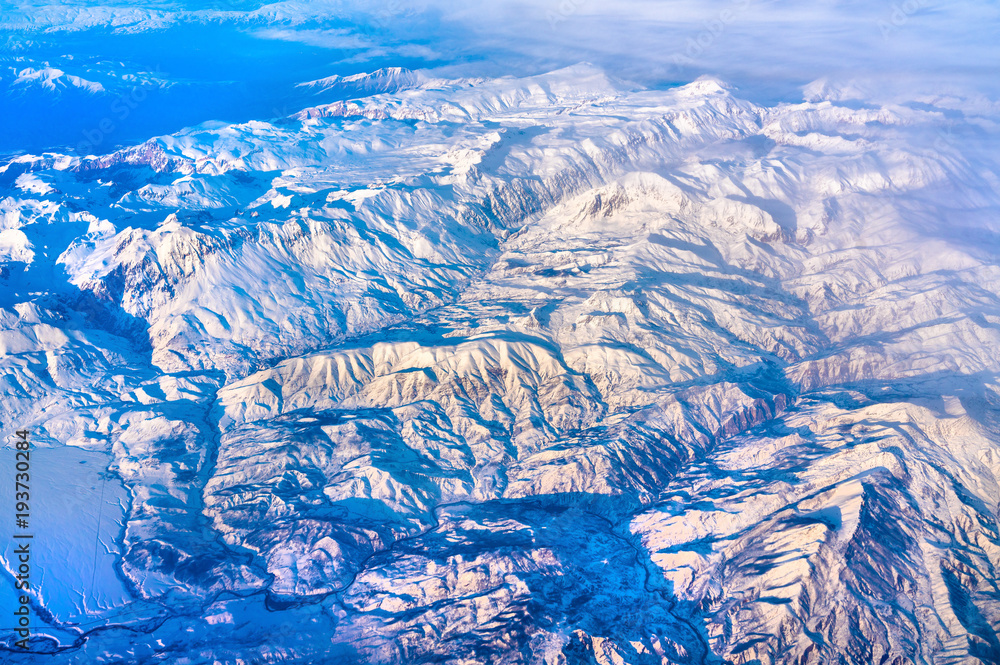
5 0 999 92
2 0 998 154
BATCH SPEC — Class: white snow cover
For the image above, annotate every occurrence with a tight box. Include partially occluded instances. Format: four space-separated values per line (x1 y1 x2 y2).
2 56 1000 663
11 67 105 94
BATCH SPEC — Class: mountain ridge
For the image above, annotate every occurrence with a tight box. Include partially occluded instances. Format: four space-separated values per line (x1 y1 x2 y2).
2 63 1000 663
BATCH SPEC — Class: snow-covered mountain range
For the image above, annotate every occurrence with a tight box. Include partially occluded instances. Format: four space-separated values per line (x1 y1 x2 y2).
3 59 1000 664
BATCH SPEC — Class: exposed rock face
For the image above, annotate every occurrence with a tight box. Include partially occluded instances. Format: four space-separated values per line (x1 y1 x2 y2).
3 64 1000 663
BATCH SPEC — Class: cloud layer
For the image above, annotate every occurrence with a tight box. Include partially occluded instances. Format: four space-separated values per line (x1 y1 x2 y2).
1 0 997 156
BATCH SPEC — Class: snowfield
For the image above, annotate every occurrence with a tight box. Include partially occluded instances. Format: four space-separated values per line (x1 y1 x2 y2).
2 62 1000 663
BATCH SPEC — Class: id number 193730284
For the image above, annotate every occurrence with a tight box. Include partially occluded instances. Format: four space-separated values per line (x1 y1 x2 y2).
11 428 32 650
